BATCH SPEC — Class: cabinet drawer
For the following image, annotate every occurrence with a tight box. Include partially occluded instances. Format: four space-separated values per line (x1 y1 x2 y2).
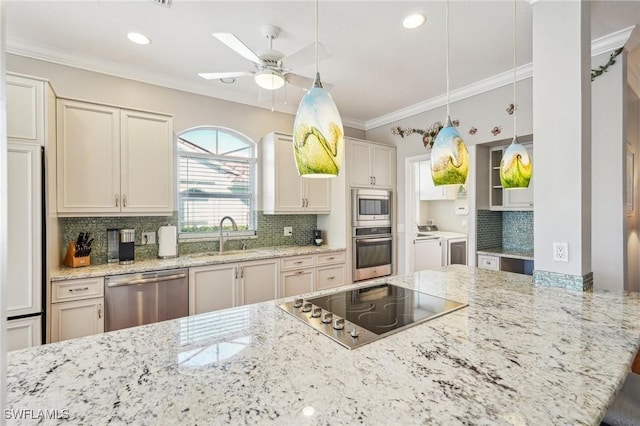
477 255 500 271
281 255 315 271
316 265 346 290
317 252 346 266
52 277 104 303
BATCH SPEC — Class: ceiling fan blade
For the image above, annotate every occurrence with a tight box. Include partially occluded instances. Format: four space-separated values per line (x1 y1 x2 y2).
286 73 334 92
282 42 331 70
212 33 263 65
198 71 254 80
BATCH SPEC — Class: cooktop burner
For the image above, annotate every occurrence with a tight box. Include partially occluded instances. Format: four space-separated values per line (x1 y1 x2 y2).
279 283 467 349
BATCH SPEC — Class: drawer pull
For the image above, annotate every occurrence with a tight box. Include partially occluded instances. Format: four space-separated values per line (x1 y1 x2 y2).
327 276 335 280
69 287 89 292
327 257 334 261
297 271 304 275
294 261 303 265
97 304 103 319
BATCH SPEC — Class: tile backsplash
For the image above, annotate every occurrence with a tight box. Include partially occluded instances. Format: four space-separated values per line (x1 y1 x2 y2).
476 210 534 252
502 211 534 252
60 212 317 265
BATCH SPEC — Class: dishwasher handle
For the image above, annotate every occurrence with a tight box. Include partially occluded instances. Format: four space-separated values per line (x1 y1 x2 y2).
106 272 187 287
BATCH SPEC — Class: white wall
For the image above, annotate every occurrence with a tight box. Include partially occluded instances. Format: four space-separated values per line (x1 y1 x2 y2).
1 0 7 414
366 79 533 274
626 45 640 292
591 50 626 290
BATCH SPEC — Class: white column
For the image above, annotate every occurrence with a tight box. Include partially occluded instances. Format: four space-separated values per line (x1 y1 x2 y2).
532 0 592 289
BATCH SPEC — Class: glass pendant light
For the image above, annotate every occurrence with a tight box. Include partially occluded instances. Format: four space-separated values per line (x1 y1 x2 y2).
430 0 469 186
292 0 344 178
500 0 532 189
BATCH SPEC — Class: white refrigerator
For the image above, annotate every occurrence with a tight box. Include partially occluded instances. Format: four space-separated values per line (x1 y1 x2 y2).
6 142 44 350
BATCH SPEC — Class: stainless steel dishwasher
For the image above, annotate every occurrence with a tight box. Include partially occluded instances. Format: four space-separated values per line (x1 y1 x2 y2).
105 268 188 332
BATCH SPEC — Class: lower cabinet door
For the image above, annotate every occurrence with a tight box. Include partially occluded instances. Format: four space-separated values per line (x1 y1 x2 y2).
239 260 278 305
189 264 236 315
316 264 346 290
281 269 315 297
50 298 104 343
413 239 444 272
7 316 42 351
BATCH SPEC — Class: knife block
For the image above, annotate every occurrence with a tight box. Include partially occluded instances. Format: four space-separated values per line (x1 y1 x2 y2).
63 242 91 268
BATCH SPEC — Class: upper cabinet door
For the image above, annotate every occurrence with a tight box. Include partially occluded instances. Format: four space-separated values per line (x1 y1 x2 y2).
371 144 395 189
6 75 44 144
120 109 174 213
348 140 373 187
57 100 121 214
304 177 331 213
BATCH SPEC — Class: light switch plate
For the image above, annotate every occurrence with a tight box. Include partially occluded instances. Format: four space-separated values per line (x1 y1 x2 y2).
142 232 156 245
284 226 293 236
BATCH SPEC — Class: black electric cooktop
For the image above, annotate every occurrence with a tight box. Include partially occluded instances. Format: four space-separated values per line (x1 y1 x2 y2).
279 283 467 349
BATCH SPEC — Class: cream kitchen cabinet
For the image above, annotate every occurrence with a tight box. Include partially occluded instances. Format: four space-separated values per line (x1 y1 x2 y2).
348 138 396 189
189 259 278 315
57 99 174 216
7 317 42 351
280 255 316 297
316 252 347 290
50 277 105 343
6 73 52 145
261 132 331 214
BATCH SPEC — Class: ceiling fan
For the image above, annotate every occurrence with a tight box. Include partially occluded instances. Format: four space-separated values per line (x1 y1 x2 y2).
199 24 330 91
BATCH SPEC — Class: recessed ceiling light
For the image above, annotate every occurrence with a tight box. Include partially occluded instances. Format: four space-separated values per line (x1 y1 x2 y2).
127 32 151 45
402 14 426 29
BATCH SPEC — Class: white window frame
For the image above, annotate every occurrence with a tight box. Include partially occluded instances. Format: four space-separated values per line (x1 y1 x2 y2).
177 126 258 241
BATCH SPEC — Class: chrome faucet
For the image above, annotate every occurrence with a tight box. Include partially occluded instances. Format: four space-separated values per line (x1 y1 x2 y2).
219 216 238 253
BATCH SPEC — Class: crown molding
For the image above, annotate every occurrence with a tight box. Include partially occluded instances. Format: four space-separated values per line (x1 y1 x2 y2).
591 26 635 57
364 27 636 130
365 64 533 131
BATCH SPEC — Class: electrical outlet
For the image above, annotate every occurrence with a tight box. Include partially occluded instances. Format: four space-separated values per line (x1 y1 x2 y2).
284 226 293 236
142 232 156 245
553 242 568 262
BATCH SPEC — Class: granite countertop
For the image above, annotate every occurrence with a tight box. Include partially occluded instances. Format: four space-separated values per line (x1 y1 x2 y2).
477 247 534 261
51 245 346 281
7 266 640 424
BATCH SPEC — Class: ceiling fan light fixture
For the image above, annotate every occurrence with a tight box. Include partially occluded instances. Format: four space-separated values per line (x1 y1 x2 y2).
254 69 285 90
402 14 426 29
127 32 151 45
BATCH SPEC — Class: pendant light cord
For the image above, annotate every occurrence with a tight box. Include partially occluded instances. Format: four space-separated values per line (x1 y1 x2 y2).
315 0 319 76
513 0 517 139
446 0 450 118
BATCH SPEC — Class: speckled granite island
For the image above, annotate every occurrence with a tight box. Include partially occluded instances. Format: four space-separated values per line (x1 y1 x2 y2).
7 266 640 425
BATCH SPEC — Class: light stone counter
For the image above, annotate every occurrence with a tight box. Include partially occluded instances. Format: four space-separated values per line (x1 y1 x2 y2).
7 266 640 424
51 245 346 281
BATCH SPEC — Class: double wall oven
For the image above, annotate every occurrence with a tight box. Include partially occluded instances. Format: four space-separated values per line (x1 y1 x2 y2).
352 189 393 282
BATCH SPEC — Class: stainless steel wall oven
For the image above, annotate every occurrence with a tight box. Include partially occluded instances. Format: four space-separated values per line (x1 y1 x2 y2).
353 226 393 282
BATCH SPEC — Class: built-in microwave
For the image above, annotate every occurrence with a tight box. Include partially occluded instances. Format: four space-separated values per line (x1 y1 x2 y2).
352 189 392 227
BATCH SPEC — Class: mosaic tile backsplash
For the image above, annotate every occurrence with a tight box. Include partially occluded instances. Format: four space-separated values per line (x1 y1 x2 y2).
502 211 534 252
476 210 503 250
476 210 534 252
60 212 317 265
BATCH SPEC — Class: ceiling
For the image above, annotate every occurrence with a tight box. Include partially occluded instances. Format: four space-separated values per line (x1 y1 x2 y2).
5 1 640 130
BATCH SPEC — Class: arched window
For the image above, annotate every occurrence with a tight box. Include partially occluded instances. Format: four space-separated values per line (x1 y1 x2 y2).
177 126 257 237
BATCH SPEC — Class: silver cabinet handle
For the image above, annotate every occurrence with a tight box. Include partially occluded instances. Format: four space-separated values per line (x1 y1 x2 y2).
97 304 103 319
240 266 244 279
327 257 334 260
106 272 187 287
234 267 238 279
68 287 89 292
115 195 119 207
297 270 304 275
294 261 303 264
123 195 127 208
374 177 377 185
328 276 335 280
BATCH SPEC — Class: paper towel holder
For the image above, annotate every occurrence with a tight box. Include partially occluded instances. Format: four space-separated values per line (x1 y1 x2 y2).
158 224 178 259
